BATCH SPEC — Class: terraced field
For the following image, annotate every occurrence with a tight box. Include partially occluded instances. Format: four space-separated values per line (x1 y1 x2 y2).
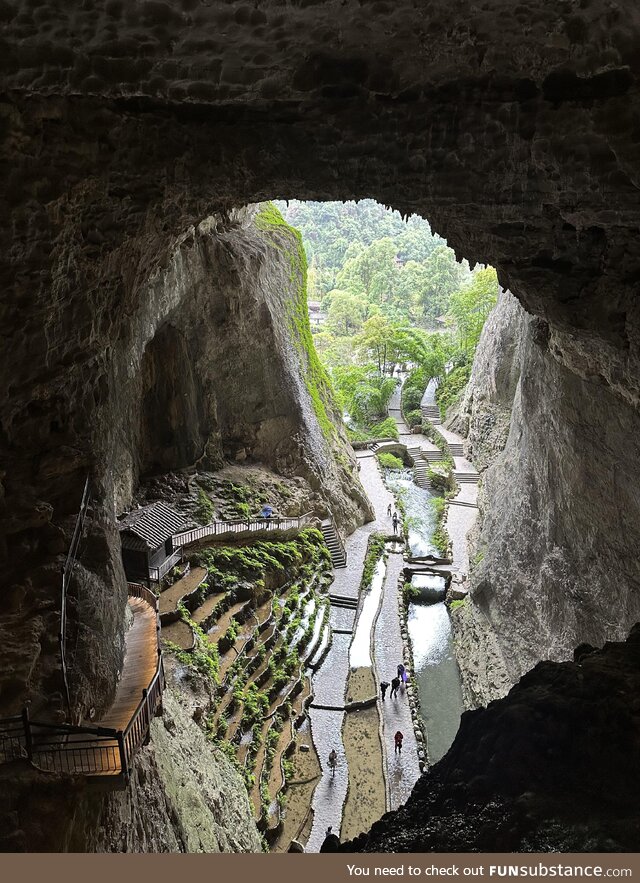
159 531 333 840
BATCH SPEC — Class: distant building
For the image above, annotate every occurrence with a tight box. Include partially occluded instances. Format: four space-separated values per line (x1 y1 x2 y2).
394 254 405 268
118 502 191 583
308 300 326 328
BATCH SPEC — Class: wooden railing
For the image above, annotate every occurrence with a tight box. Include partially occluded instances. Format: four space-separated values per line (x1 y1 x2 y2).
0 584 165 786
60 477 91 721
149 548 182 583
173 511 315 548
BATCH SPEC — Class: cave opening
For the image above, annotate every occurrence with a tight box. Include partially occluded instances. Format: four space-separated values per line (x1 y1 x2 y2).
2 0 640 851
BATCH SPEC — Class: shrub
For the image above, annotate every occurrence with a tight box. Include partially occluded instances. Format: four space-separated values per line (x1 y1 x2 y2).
405 409 423 427
360 533 387 592
435 363 471 418
377 452 404 470
369 417 399 440
195 487 215 525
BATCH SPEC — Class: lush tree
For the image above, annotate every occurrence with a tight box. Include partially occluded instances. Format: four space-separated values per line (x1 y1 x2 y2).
325 290 366 335
417 245 467 322
447 267 499 355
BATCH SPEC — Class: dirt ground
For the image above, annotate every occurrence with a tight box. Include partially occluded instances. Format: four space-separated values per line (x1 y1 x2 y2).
346 665 378 704
273 723 321 852
341 667 386 841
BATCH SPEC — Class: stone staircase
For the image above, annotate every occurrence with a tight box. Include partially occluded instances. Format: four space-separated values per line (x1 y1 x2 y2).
321 519 347 568
448 442 464 457
421 403 442 425
413 462 430 488
454 470 480 484
423 448 444 462
328 593 358 610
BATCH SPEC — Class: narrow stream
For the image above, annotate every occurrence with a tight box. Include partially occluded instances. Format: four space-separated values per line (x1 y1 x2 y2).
384 468 464 765
385 471 440 558
407 593 464 764
349 558 386 669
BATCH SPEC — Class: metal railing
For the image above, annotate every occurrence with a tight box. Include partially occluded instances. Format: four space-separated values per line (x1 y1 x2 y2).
0 584 165 785
173 511 315 548
149 548 182 583
60 476 91 721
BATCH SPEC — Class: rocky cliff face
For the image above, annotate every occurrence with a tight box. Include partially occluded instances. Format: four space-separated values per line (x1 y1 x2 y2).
0 204 368 727
449 288 640 685
344 627 640 853
0 660 262 852
448 289 527 471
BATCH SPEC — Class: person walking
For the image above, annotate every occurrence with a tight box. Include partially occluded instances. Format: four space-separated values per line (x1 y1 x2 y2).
397 662 405 680
394 730 404 755
328 749 337 777
390 676 400 698
392 512 399 534
387 503 392 517
380 681 390 701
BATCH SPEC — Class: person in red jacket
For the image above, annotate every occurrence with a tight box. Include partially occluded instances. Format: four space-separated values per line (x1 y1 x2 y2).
394 730 404 755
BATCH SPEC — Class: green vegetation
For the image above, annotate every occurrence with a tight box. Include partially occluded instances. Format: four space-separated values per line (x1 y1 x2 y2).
402 581 421 602
277 200 499 425
360 533 387 592
196 528 329 588
165 602 220 683
256 203 338 442
195 487 215 525
449 598 467 611
377 452 404 470
431 497 450 556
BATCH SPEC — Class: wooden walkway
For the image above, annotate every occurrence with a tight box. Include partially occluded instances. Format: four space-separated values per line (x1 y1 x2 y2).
94 597 159 733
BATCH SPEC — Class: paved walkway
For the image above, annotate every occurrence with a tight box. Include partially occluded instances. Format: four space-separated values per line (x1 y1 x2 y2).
421 385 479 578
307 418 422 850
374 552 421 809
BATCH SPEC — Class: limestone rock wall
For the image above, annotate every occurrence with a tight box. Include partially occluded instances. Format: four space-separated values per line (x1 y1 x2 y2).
452 290 640 683
0 205 367 724
447 289 527 471
0 667 262 853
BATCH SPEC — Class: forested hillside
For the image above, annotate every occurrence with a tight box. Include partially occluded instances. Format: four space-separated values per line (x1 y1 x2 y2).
275 200 499 438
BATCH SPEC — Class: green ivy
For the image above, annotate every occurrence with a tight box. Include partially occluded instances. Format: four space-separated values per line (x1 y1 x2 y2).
255 203 338 442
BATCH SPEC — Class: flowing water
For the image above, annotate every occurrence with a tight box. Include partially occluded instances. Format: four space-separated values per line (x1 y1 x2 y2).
349 558 386 669
385 471 440 559
407 595 464 764
385 468 464 765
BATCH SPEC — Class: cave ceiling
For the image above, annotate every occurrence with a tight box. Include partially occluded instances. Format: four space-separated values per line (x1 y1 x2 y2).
2 1 640 404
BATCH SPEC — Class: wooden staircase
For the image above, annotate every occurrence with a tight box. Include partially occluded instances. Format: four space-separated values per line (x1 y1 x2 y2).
321 519 347 568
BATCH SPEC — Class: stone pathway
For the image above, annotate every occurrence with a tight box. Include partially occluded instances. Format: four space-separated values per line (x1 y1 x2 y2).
421 385 479 578
306 422 422 850
374 552 421 809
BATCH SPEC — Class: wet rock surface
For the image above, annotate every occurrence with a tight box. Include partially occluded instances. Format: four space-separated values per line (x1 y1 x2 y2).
0 657 262 852
0 206 367 723
343 627 640 852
